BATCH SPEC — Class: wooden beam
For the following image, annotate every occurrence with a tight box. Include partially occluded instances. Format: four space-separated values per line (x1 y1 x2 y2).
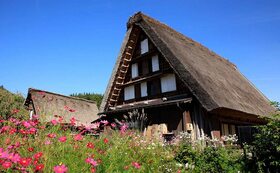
115 82 123 85
124 58 131 62
121 64 129 68
109 98 117 102
120 69 126 73
122 72 163 86
125 52 132 56
114 87 121 91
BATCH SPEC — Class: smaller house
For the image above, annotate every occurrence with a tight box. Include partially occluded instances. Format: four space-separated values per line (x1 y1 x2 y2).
24 88 99 126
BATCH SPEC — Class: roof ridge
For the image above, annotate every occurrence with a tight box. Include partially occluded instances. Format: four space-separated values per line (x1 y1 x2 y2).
28 88 97 104
128 12 237 69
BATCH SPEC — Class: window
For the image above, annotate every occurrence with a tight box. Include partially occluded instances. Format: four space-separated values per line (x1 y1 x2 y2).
124 85 135 100
160 74 177 93
140 39 148 54
148 79 161 96
131 63 138 78
151 55 159 72
140 82 147 97
221 123 236 136
141 59 149 75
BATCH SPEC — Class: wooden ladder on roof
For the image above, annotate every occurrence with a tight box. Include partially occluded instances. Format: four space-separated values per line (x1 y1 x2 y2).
108 27 140 107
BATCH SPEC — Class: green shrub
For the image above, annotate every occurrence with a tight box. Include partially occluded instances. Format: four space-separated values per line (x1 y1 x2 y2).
194 146 243 173
174 134 244 173
245 114 280 173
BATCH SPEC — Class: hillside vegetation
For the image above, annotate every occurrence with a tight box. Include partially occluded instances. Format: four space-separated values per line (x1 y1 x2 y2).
0 86 28 120
70 93 103 108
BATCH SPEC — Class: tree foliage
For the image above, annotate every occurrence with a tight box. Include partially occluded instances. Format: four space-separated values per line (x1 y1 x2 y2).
247 114 280 173
0 86 28 120
70 92 103 108
271 101 280 111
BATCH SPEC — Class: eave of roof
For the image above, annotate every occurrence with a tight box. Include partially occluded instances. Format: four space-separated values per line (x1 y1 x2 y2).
100 97 192 114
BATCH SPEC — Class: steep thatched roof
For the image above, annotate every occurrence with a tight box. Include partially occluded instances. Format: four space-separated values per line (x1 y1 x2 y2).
24 88 99 126
100 12 275 117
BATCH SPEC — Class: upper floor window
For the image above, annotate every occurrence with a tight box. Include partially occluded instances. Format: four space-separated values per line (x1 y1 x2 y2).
151 55 159 72
140 82 148 97
124 85 135 100
140 39 149 54
161 74 177 93
131 63 138 78
148 79 161 96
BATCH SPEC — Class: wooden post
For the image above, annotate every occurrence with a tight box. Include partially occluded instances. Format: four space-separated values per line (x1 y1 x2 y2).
183 111 192 132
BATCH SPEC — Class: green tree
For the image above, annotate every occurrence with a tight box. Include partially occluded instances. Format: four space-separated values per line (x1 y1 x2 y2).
271 101 280 111
245 114 280 173
70 92 103 108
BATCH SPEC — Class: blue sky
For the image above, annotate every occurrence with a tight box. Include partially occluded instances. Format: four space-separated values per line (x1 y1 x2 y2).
0 0 279 101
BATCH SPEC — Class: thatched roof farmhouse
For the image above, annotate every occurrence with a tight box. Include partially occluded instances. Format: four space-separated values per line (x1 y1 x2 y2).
100 12 275 140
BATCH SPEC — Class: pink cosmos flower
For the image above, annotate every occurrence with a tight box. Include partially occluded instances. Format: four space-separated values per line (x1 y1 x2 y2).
45 140 52 145
0 150 9 159
0 126 10 133
9 118 17 123
91 122 100 129
111 123 116 128
34 152 43 159
35 164 44 172
2 161 12 169
19 157 32 167
30 121 36 126
103 138 109 144
47 133 57 138
22 121 31 128
85 157 98 167
132 162 141 169
86 142 94 149
51 119 58 125
32 114 39 119
53 164 68 173
15 142 21 148
29 127 37 134
120 123 128 134
70 117 76 125
100 120 109 126
58 136 67 143
73 134 83 141
19 129 27 135
9 128 17 134
8 153 21 163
